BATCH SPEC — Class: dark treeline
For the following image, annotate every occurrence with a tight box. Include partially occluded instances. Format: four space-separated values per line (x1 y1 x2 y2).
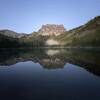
0 34 20 48
0 34 50 48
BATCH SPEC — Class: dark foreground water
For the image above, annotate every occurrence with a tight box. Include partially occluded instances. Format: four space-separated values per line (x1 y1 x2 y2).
0 48 100 100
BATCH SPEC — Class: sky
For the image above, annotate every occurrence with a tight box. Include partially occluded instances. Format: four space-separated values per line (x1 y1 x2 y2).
0 0 100 33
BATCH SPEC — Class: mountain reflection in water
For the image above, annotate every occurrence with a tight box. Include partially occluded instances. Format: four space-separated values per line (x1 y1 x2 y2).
0 48 100 76
0 48 100 100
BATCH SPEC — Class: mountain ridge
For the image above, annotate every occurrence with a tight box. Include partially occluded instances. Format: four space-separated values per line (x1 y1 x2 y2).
0 16 100 47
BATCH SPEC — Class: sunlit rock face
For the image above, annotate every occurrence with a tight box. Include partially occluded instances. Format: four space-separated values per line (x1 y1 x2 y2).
46 39 60 46
38 24 66 36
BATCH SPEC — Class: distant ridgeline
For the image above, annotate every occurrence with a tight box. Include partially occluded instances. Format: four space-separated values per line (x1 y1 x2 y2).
0 16 100 48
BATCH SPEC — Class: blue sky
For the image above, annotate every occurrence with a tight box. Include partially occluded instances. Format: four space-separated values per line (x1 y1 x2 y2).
0 0 100 33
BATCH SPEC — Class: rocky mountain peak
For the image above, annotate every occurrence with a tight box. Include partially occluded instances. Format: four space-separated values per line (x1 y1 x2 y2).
38 24 66 36
0 30 20 38
0 29 28 38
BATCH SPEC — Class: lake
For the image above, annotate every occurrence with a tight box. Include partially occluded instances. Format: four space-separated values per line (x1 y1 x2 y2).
0 48 100 100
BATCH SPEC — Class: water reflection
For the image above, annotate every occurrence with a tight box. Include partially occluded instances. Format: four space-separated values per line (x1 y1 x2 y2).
46 49 60 56
0 48 100 100
0 48 100 76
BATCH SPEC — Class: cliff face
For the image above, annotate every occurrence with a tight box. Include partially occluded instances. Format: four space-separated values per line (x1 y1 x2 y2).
38 24 66 36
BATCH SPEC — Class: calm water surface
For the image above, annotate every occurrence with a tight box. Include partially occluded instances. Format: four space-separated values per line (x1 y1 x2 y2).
0 48 100 100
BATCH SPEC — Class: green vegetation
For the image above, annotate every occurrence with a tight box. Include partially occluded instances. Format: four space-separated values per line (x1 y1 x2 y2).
54 16 100 47
19 33 49 47
0 34 20 48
